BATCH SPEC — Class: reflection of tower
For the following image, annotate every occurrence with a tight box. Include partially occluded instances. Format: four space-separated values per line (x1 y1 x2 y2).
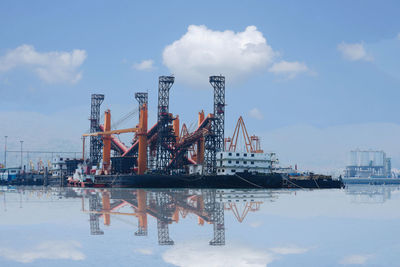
135 189 148 236
89 194 104 235
155 191 174 245
203 190 225 246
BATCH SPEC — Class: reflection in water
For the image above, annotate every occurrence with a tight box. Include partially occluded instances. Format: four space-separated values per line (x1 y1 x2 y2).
80 189 277 246
2 186 400 266
345 184 400 203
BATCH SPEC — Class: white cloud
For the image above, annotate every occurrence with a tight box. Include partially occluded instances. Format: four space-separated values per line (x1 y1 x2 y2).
339 254 373 265
337 42 373 62
0 241 85 263
0 44 86 83
133 59 154 71
135 248 153 255
163 25 296 86
397 33 400 40
268 61 310 79
270 245 309 255
249 108 263 120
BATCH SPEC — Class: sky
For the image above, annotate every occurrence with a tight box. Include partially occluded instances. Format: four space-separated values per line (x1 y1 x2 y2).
1 0 400 172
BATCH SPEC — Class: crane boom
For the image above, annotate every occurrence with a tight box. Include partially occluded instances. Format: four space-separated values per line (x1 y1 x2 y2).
83 128 138 137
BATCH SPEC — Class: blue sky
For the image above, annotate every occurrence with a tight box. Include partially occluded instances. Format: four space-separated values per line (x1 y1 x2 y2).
1 0 400 172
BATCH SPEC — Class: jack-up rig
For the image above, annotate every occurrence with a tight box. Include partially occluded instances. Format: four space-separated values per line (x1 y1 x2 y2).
68 75 343 189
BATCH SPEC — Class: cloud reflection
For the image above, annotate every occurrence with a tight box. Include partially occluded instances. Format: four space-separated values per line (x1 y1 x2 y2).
163 241 310 267
0 240 85 263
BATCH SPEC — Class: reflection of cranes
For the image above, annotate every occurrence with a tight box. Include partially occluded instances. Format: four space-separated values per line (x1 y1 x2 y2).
224 202 261 223
80 188 274 246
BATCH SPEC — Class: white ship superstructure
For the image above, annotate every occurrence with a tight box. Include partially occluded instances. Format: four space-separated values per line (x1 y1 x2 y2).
216 151 275 175
51 157 68 177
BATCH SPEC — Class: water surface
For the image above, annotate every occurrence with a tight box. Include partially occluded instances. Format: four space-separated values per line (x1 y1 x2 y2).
1 185 399 266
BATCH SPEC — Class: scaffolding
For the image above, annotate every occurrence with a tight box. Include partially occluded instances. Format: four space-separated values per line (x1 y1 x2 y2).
204 76 225 175
89 94 104 166
155 76 176 173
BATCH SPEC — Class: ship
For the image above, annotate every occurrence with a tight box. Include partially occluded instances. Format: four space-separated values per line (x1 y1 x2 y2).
68 151 343 189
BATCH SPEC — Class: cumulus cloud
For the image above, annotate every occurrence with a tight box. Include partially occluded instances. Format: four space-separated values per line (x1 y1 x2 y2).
133 59 154 71
339 254 373 265
0 241 85 263
163 25 310 86
0 44 86 83
268 61 310 79
337 42 373 62
249 108 263 120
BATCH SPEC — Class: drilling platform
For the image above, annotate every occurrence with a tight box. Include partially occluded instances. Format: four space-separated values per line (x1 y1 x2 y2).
66 75 343 189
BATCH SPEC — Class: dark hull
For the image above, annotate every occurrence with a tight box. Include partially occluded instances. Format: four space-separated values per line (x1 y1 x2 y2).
94 173 284 189
283 177 344 189
2 173 344 189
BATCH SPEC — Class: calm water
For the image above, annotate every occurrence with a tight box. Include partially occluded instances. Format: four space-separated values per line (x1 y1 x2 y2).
1 185 400 266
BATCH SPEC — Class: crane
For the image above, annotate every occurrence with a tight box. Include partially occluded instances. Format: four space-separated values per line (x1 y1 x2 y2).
82 104 148 174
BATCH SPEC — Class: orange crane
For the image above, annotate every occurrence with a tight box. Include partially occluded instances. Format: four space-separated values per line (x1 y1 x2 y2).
225 116 263 153
82 104 148 174
197 110 205 164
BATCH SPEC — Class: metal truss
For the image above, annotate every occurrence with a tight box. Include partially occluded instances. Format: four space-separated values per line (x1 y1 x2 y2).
90 94 104 166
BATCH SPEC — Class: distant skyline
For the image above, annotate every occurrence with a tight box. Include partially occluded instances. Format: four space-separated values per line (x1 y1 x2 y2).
1 0 400 172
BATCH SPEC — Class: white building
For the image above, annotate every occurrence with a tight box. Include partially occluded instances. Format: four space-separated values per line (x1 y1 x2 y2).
345 150 391 178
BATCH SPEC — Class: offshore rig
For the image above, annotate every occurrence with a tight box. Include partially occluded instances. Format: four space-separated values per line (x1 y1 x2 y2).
65 75 342 189
74 75 284 188
84 75 226 177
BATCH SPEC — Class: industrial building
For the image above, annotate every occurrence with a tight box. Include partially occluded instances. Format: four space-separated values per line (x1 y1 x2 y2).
345 150 392 178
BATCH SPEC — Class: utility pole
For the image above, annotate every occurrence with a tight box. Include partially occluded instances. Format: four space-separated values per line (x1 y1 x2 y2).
4 136 7 168
20 140 23 169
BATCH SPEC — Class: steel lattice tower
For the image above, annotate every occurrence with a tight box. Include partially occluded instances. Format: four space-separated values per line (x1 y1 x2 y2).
155 76 175 172
209 76 225 151
90 94 104 166
204 76 225 175
204 129 217 175
135 92 148 117
88 194 104 235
